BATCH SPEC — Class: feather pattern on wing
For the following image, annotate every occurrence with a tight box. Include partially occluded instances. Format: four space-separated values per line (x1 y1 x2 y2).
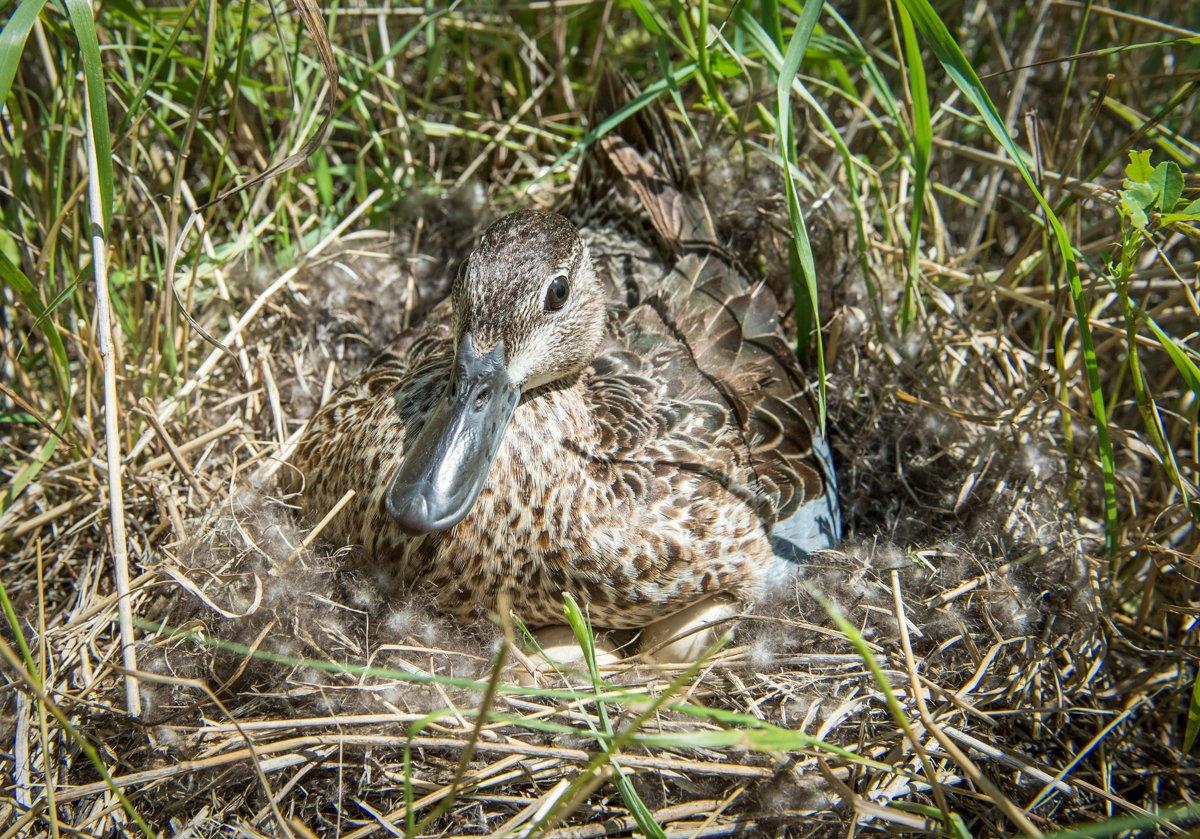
287 68 837 629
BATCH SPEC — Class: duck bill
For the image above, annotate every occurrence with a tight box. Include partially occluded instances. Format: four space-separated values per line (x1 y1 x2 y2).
385 335 519 534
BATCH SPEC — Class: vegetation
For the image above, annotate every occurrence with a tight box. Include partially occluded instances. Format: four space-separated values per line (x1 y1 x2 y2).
0 0 1197 835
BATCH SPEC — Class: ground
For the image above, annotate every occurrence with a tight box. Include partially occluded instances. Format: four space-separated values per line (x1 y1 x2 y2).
0 1 1197 836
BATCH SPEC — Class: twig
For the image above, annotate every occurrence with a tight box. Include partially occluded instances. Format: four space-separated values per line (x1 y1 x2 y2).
83 85 140 718
134 399 209 498
275 488 355 574
138 416 242 473
889 572 1042 836
57 734 776 803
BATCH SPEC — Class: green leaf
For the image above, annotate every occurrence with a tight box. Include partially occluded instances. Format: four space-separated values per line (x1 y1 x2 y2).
1150 160 1184 212
1121 180 1156 210
1124 149 1154 183
63 0 114 233
0 0 48 114
1121 181 1155 229
897 0 1120 554
1145 317 1200 403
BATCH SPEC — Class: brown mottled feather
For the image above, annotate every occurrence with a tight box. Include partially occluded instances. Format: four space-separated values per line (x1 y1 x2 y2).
287 71 832 628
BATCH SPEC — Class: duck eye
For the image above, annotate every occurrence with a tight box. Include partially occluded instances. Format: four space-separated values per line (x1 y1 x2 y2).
544 274 569 311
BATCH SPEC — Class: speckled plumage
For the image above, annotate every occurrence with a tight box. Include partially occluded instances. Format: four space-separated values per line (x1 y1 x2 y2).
289 77 838 629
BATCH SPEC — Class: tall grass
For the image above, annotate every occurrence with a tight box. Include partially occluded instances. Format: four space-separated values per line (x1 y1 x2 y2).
1 0 1198 834
4 2 1194 542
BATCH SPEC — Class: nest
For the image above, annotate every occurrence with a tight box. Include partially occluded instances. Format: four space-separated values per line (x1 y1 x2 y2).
3 4 1197 822
6 151 1187 836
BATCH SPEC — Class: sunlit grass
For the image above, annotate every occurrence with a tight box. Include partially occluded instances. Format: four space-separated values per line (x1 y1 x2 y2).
1 0 1198 834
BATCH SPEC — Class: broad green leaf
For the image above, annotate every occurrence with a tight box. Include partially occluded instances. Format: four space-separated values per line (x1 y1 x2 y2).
0 0 48 114
1121 181 1155 229
1151 160 1184 212
1121 180 1156 210
1125 149 1154 183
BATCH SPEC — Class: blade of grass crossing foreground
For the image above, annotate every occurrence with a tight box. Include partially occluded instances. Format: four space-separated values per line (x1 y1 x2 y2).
1044 800 1200 838
896 1 931 331
814 592 1039 836
0 577 37 676
0 250 70 407
0 633 154 836
897 0 1119 555
63 0 113 232
735 10 886 325
564 594 666 839
1 420 65 516
0 0 48 112
774 0 827 427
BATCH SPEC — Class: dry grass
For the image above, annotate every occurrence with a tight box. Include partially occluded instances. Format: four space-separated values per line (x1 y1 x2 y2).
1 1 1198 836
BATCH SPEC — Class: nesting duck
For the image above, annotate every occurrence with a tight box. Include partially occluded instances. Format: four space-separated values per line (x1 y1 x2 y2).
289 75 840 664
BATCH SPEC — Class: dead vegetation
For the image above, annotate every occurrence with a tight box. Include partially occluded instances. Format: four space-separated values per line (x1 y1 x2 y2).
1 0 1198 836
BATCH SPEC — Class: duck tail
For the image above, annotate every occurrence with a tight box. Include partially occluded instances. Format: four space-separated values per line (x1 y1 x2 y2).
573 67 716 251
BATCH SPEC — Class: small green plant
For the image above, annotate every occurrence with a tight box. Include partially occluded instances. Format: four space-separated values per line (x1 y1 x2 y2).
1112 150 1200 526
1119 149 1196 231
1113 149 1200 753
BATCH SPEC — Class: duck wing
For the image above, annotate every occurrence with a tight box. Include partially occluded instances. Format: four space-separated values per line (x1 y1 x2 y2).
572 70 714 251
576 70 835 532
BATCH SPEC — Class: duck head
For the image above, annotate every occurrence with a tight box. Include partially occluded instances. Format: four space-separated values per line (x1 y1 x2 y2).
385 210 606 534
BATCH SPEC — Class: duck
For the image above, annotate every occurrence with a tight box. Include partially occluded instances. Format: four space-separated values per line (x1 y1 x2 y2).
288 72 840 666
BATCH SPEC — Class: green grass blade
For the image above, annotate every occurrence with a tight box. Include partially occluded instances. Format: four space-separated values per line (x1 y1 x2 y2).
564 594 667 839
63 0 114 232
0 0 48 113
1 418 65 516
1148 325 1200 400
545 62 698 176
114 0 202 135
773 0 827 426
1043 800 1200 838
0 632 154 837
736 9 886 324
0 577 38 677
896 0 1119 555
0 250 71 407
897 2 931 330
1186 669 1200 752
